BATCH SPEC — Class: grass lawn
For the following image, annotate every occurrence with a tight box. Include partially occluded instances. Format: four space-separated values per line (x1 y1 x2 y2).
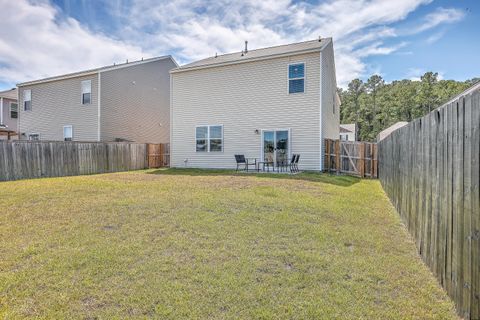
0 169 457 319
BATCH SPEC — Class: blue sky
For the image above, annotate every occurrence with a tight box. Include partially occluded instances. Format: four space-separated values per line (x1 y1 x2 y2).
0 0 478 90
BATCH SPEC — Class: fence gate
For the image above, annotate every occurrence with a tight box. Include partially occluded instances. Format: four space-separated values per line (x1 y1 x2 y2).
324 139 377 178
147 143 170 168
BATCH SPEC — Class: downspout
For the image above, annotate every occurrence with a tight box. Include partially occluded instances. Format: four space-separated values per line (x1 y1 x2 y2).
169 72 173 167
0 97 3 125
97 72 101 141
319 51 324 171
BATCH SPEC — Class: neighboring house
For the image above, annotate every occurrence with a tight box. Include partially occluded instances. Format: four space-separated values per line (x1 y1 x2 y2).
170 38 340 171
377 121 408 142
0 88 19 140
17 56 177 143
340 123 356 141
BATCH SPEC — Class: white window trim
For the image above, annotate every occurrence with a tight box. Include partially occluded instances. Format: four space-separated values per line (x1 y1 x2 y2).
287 62 306 95
195 125 224 153
259 128 291 163
10 102 18 119
63 125 73 141
81 80 92 105
23 89 32 111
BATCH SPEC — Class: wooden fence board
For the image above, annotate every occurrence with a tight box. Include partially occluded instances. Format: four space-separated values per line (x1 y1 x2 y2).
471 91 480 320
378 87 479 320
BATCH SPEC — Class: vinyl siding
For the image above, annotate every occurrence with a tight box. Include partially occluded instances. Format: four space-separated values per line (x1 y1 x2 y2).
321 41 340 140
100 58 176 143
18 74 99 141
171 51 322 170
320 41 340 169
1 97 18 132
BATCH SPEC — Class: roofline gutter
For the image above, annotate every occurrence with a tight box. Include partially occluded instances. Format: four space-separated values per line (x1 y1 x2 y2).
17 55 176 87
170 40 330 74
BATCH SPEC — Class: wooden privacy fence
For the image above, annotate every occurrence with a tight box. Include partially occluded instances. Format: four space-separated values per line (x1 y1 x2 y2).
324 139 378 178
0 141 169 182
147 143 170 168
378 88 480 319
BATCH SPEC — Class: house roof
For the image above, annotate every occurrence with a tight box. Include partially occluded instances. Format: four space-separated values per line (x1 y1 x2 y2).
18 55 177 87
171 38 331 73
340 124 355 133
0 88 17 100
377 122 408 142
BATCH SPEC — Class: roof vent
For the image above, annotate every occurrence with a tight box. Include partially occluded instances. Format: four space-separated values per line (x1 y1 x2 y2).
244 40 248 53
318 36 322 42
215 52 218 58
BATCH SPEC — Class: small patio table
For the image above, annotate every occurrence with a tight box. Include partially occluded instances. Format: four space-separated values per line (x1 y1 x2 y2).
257 160 274 172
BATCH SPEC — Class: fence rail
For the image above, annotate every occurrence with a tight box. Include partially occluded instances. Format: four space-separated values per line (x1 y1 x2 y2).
0 141 169 182
324 139 377 178
378 88 480 320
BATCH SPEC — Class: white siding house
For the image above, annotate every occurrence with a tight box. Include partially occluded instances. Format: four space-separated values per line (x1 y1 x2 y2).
171 38 339 171
17 56 177 143
340 124 356 141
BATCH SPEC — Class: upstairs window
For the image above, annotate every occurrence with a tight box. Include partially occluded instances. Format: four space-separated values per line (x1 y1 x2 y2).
10 103 18 119
81 80 91 105
23 90 31 111
196 125 223 152
288 63 305 94
63 125 73 141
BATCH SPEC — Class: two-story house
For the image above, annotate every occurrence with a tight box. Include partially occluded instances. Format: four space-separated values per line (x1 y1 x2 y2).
170 38 339 171
17 56 177 143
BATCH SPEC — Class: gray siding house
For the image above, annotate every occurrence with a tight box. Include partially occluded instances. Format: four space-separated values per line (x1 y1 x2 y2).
0 88 19 139
17 56 177 143
170 38 340 171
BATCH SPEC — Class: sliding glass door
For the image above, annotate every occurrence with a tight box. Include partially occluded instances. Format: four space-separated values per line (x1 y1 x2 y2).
262 130 290 166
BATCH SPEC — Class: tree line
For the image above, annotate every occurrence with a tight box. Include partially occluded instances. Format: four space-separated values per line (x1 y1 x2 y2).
339 72 479 141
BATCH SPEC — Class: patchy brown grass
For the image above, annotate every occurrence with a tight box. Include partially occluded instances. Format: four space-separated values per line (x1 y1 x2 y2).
0 169 457 319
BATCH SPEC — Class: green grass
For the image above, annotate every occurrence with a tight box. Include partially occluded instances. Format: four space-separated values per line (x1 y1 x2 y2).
0 169 457 319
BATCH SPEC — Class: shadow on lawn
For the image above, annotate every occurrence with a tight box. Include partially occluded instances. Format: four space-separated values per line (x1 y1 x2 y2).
147 168 360 187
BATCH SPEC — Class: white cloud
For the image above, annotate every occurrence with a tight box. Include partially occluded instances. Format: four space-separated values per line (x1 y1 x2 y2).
0 0 146 85
356 42 408 58
118 0 435 87
414 7 465 33
0 0 467 89
426 31 446 44
406 67 425 81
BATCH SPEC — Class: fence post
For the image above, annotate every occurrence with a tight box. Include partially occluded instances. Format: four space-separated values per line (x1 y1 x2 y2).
359 142 365 177
335 140 341 174
325 139 330 172
368 143 375 178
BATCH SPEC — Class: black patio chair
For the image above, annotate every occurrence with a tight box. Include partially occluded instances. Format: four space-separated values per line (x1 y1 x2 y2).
234 155 256 172
289 154 298 173
294 154 300 172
